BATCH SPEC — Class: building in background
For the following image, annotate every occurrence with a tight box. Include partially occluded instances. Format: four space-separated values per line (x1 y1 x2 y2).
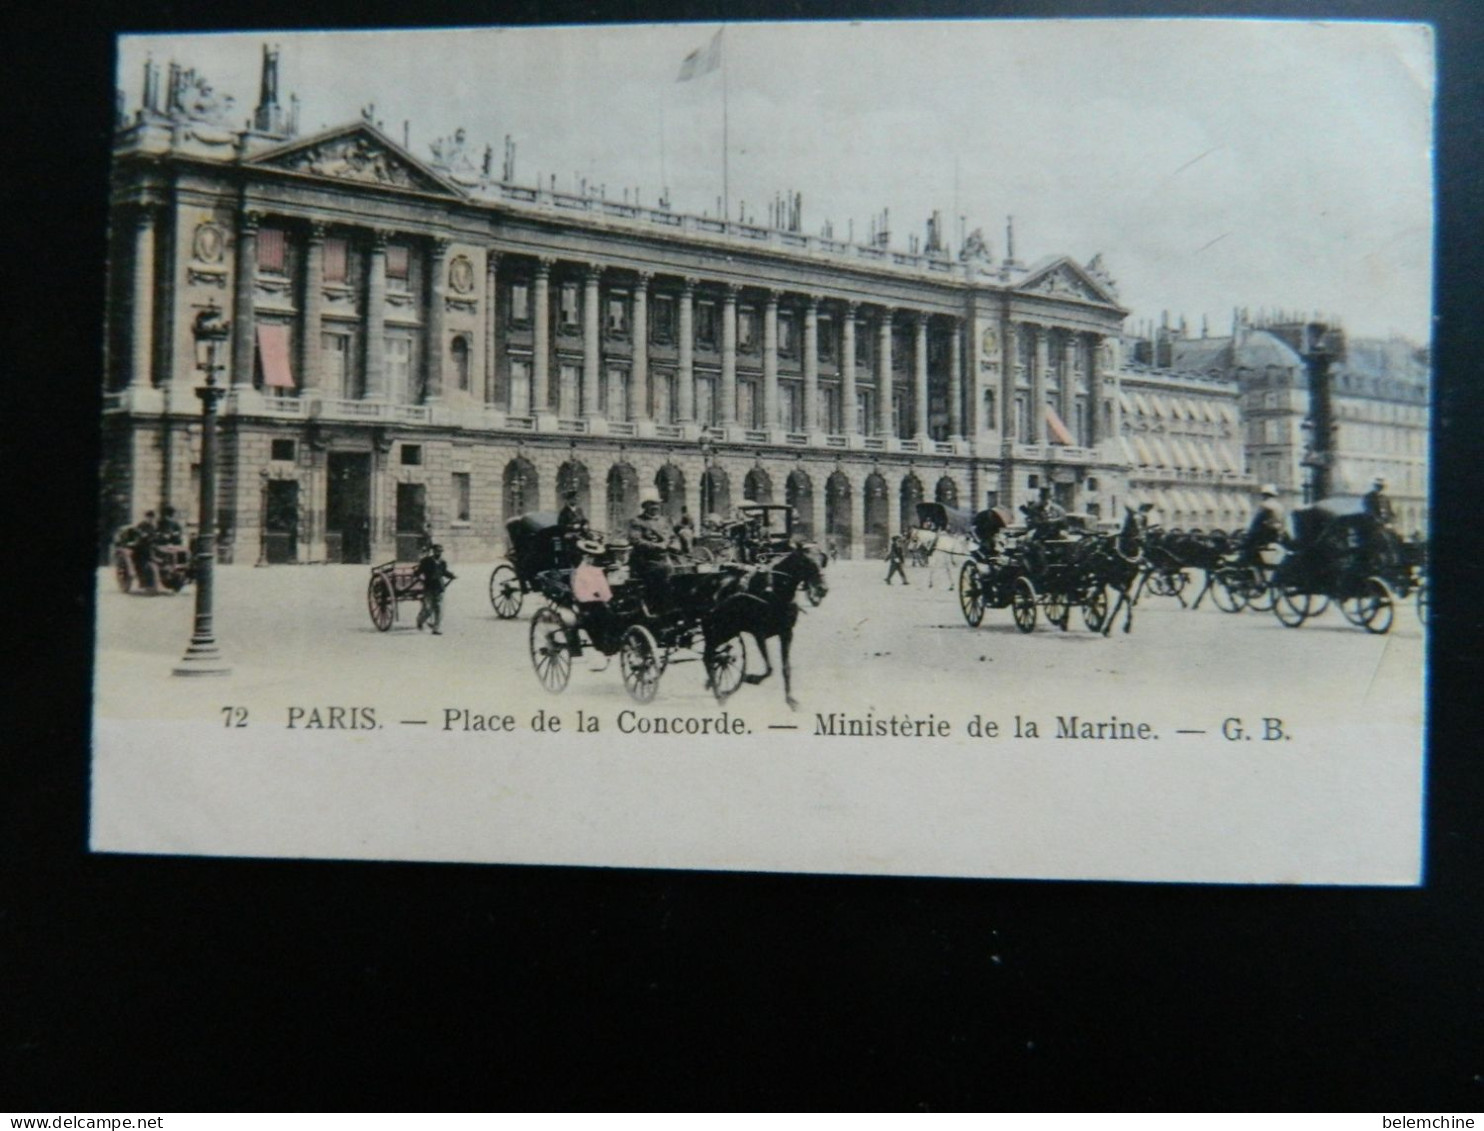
103 45 1134 564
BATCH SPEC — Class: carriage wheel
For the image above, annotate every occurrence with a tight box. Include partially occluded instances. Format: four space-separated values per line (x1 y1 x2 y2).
1272 586 1311 629
958 563 986 627
529 606 573 692
1011 577 1038 634
705 639 747 703
1082 585 1109 633
1210 569 1247 614
692 546 715 565
1246 573 1278 612
1358 577 1395 635
114 552 133 593
368 575 396 631
1165 568 1189 597
488 564 523 619
620 626 662 704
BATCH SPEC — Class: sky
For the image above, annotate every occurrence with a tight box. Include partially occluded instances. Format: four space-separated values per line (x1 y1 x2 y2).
118 20 1435 343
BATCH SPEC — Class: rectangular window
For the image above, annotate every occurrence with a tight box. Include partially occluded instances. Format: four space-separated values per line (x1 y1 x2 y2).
653 370 675 423
652 295 676 344
453 472 471 523
778 312 796 356
856 328 871 367
258 227 287 274
385 335 413 403
737 309 756 350
558 362 580 419
385 243 410 287
606 293 630 336
323 238 349 284
696 302 717 348
818 316 835 362
400 444 422 466
605 366 630 421
560 283 579 329
509 359 531 416
857 390 874 436
696 376 716 427
323 332 358 399
737 380 757 429
822 383 842 433
271 439 296 462
510 281 531 326
780 382 800 431
984 388 997 432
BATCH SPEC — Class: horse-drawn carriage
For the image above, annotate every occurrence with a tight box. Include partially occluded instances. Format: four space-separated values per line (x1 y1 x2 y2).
486 513 626 620
113 526 193 594
956 508 1114 633
1267 502 1416 633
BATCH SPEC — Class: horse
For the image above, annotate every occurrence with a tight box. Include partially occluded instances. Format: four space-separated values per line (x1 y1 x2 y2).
905 524 977 588
701 543 828 710
1144 528 1234 609
1075 507 1150 635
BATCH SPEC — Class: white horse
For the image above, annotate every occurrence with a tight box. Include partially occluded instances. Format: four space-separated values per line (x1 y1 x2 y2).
905 525 978 588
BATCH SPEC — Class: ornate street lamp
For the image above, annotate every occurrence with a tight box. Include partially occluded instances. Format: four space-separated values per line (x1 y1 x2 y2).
173 302 232 676
698 424 716 518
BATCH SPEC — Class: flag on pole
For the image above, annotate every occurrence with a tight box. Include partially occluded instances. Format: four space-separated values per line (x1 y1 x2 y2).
676 29 723 81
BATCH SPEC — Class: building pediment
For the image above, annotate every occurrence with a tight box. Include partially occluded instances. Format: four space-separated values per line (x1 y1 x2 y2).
1014 257 1119 306
247 123 465 197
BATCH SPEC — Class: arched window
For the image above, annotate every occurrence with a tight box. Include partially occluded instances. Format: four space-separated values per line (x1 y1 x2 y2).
450 335 471 392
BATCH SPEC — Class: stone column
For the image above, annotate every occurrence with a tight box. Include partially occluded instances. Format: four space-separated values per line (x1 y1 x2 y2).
1061 331 1078 440
532 257 552 413
231 209 260 388
913 313 930 443
582 263 602 418
130 204 156 389
841 303 859 436
424 238 449 403
763 290 780 430
803 294 820 435
300 221 326 393
1032 324 1048 443
632 271 651 421
678 278 696 424
720 284 739 427
364 229 388 399
484 251 500 404
948 318 963 440
877 309 894 438
1085 333 1101 447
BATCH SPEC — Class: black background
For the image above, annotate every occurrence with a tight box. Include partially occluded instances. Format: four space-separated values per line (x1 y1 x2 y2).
6 0 1482 1111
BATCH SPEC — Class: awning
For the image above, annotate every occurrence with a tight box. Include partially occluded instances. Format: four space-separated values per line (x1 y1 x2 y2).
1148 437 1173 468
1118 391 1134 416
257 323 294 389
1219 402 1238 425
1203 491 1223 516
1119 436 1139 466
1168 438 1192 469
1133 436 1154 466
1166 397 1185 421
1149 394 1168 419
1044 403 1076 445
1201 400 1219 423
1133 392 1154 419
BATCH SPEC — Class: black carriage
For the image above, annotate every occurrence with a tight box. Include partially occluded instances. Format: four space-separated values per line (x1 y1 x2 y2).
911 501 976 565
488 513 625 619
1267 502 1411 633
958 509 1106 633
527 555 746 704
113 526 194 594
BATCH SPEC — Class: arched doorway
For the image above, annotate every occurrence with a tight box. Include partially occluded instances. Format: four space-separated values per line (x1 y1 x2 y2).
787 469 815 542
935 475 959 509
864 472 889 558
502 456 539 522
900 473 924 532
700 464 731 521
743 467 773 505
655 463 686 525
826 471 854 559
606 462 638 534
556 459 591 517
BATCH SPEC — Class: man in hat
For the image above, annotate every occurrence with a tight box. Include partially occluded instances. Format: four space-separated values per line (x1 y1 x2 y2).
133 509 160 592
1363 476 1396 528
885 533 909 585
1238 484 1285 568
1361 475 1398 571
627 488 677 602
557 489 590 565
415 543 456 634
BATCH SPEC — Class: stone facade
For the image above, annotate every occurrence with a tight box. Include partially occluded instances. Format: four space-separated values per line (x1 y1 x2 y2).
103 45 1138 563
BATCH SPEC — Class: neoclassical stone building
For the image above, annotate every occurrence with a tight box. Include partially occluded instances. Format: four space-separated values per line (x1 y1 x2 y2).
103 46 1132 563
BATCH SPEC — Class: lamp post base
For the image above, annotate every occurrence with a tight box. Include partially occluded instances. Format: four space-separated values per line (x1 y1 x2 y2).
172 638 232 677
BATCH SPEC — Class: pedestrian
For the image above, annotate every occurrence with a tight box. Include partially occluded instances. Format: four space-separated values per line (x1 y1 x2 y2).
134 510 160 591
415 543 456 634
885 533 909 585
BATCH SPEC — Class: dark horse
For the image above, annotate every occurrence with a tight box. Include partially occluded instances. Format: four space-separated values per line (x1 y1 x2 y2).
1147 528 1235 609
701 544 827 710
1077 507 1150 635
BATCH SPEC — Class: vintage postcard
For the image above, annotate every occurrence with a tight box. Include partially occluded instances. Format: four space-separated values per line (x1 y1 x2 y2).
93 20 1432 883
